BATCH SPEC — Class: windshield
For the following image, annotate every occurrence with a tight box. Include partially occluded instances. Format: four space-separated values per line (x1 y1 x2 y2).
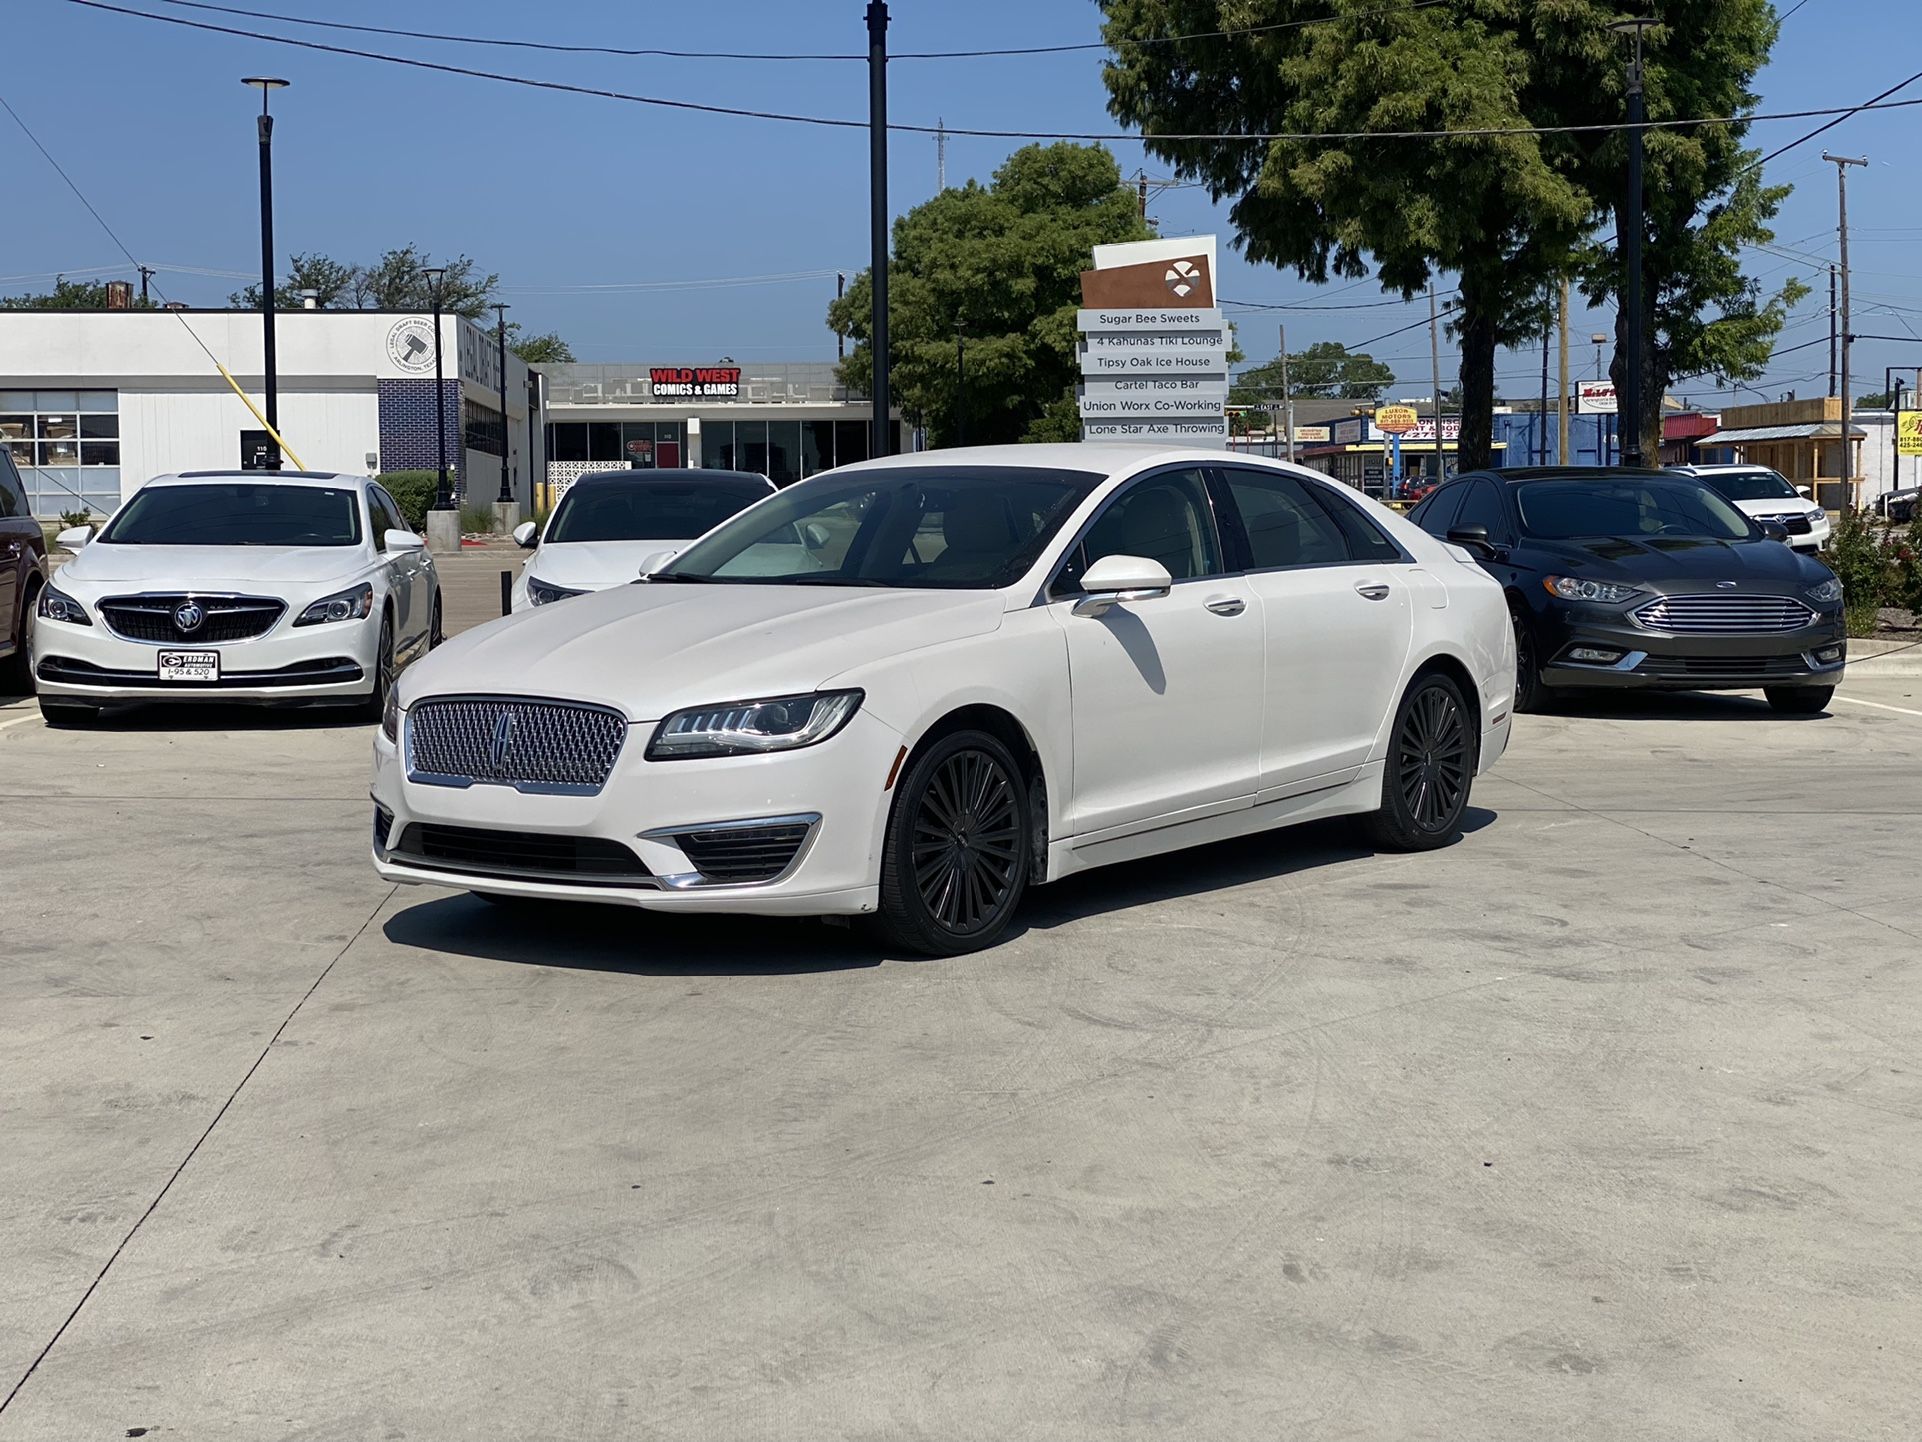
99 483 362 546
1693 468 1799 503
1517 478 1752 541
661 465 1103 588
546 475 770 543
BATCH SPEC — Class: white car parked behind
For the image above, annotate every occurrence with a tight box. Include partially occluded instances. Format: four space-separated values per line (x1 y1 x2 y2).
1666 463 1830 552
509 468 776 610
34 470 440 724
373 445 1514 955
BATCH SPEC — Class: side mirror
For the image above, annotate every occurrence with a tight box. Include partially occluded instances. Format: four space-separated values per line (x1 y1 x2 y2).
512 520 539 549
384 528 426 553
1071 554 1174 618
55 525 92 549
801 522 832 552
1447 524 1500 559
636 547 678 577
1794 485 1813 497
1759 520 1790 543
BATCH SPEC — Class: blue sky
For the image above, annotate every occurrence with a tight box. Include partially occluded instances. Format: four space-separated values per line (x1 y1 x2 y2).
5 0 1919 402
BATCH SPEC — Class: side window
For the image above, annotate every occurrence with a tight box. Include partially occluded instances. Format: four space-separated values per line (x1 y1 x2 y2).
1409 484 1464 537
1451 480 1511 541
1219 468 1350 567
1056 468 1222 592
367 487 406 549
1303 481 1402 563
0 454 22 518
374 487 408 536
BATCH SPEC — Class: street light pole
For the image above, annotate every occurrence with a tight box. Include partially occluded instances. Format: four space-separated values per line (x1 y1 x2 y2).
866 1 892 459
490 302 513 512
421 266 450 513
243 76 288 467
1610 18 1657 468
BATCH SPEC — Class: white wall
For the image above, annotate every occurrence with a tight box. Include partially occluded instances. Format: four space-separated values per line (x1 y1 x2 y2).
119 384 379 498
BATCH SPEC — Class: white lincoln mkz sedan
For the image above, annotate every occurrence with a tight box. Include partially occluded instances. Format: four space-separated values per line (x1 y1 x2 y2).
34 471 441 723
372 445 1513 954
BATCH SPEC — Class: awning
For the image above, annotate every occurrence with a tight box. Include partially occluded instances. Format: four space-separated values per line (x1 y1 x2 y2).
1702 421 1866 443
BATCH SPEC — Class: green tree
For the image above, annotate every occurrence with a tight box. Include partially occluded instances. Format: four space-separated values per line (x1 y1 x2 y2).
1554 6 1801 462
0 276 154 310
228 252 357 310
1101 0 1589 468
228 246 502 319
509 330 574 365
827 142 1151 446
1231 341 1395 409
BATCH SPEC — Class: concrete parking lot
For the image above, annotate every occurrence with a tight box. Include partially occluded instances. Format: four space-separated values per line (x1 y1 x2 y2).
3 655 1920 1439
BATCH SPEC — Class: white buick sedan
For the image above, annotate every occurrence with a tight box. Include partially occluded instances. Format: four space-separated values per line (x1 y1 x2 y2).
34 470 440 724
372 445 1513 954
508 468 775 610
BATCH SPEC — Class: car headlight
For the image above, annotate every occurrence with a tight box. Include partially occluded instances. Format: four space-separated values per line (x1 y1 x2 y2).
1544 576 1641 604
36 585 92 626
293 582 374 627
528 576 587 606
646 689 863 760
382 686 402 743
1806 576 1843 604
1807 507 1826 523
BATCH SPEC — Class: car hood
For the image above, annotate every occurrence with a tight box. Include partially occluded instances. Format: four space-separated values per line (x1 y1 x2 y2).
1725 496 1816 518
404 582 1007 719
1522 534 1826 588
527 540 687 591
61 543 369 588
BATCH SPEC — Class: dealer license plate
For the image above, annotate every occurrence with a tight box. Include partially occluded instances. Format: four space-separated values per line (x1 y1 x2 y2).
157 649 219 682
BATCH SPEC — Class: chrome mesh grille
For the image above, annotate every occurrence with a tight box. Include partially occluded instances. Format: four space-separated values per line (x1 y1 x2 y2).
100 594 284 643
1634 593 1816 635
406 696 627 794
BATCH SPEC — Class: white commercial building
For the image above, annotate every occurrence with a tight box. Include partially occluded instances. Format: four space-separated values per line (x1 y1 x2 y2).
0 309 542 518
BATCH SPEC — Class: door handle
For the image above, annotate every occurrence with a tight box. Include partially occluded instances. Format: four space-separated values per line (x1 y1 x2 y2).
1354 581 1392 601
1204 596 1246 616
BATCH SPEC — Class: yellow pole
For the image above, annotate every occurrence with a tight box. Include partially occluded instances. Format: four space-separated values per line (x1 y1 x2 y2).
214 361 308 471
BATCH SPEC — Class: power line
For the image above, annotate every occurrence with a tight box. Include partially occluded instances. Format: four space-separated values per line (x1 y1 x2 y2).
52 0 1922 145
1752 66 1922 168
141 0 1448 61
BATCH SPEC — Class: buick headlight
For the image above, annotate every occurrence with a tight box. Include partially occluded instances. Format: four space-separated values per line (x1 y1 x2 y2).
294 582 373 627
37 585 92 626
1544 576 1641 604
1806 576 1843 604
647 690 863 760
528 576 586 606
381 685 402 744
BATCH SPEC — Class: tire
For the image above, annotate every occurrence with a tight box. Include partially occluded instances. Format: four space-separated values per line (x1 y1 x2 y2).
38 697 99 727
357 612 395 722
1511 608 1549 714
1361 672 1478 852
874 729 1031 957
1765 685 1833 715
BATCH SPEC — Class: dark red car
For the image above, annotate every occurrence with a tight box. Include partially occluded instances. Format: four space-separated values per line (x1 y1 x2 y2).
0 449 49 695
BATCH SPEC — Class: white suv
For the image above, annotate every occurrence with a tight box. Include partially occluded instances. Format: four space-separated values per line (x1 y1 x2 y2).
33 470 441 724
1667 464 1830 552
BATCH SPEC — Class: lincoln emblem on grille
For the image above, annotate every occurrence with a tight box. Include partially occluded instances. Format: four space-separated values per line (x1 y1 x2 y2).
173 600 205 632
489 712 518 770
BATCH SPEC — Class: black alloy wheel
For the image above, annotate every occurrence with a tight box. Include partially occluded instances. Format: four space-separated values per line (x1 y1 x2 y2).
876 730 1030 956
1362 673 1476 851
1512 609 1547 714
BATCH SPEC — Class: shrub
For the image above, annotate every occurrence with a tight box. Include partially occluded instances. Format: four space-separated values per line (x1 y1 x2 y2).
375 470 440 530
459 501 497 535
1824 509 1898 636
59 508 92 529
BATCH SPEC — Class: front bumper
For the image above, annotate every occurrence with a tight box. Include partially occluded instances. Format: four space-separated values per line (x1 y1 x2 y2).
33 613 379 704
369 705 905 914
1534 601 1846 691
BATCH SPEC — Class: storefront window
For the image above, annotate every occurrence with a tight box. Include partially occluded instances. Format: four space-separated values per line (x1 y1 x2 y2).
766 420 801 487
550 423 587 462
835 420 868 468
734 419 768 479
588 422 622 462
802 420 833 477
2 388 120 516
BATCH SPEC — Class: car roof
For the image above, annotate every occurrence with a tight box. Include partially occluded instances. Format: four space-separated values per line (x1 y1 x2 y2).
569 468 773 488
840 442 1333 479
1474 466 1680 484
155 470 367 487
1664 463 1780 474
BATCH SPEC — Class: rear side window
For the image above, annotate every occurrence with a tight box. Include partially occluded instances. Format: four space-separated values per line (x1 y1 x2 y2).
1219 468 1401 567
0 452 23 518
1409 484 1465 536
1451 480 1511 541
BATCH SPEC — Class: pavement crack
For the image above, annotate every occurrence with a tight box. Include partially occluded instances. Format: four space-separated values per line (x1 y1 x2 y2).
0 885 396 1420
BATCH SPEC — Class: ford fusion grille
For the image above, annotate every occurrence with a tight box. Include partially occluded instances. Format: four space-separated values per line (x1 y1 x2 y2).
406 696 627 794
99 594 284 643
1633 593 1816 635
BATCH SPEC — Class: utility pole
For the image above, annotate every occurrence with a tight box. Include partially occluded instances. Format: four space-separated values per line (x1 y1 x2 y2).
866 2 892 458
936 117 946 192
1611 17 1657 467
1278 324 1294 462
835 271 846 361
137 264 156 303
1428 285 1442 476
1827 264 1838 395
1138 170 1149 220
1538 285 1551 465
1556 279 1570 465
1824 152 1867 503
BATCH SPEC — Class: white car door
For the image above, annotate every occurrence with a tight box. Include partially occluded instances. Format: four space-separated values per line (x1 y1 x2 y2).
1048 467 1264 840
1214 466 1414 797
375 484 435 645
366 486 417 646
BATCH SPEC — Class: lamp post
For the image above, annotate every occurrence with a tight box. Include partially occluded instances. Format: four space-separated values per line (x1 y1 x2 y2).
421 266 451 515
490 302 514 521
1610 17 1657 467
1589 332 1611 465
242 76 288 467
866 1 892 459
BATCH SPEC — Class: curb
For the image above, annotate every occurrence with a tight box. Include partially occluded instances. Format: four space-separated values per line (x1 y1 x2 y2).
1847 638 1922 677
